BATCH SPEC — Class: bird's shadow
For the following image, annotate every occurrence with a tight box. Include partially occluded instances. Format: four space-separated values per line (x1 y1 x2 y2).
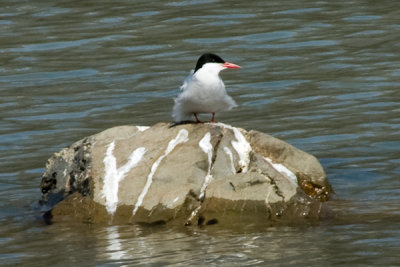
169 120 198 128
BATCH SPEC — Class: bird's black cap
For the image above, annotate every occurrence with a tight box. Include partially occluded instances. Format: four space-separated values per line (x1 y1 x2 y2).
194 53 225 73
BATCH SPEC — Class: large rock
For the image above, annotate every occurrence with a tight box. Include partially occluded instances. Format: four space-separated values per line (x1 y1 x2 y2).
39 122 333 226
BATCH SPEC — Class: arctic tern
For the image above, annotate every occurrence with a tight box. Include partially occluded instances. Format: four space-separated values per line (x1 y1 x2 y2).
172 53 240 123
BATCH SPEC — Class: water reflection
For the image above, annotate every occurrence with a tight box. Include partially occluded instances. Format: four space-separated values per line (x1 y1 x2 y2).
105 226 127 262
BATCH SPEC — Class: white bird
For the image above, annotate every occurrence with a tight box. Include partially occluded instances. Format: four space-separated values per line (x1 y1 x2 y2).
172 53 241 123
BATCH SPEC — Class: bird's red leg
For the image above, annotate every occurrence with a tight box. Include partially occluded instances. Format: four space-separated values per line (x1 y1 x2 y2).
210 112 216 123
194 113 203 123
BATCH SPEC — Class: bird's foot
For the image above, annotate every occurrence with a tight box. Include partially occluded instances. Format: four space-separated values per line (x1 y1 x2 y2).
194 113 203 123
209 112 216 123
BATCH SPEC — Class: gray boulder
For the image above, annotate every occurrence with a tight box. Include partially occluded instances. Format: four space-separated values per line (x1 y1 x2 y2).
40 122 333 226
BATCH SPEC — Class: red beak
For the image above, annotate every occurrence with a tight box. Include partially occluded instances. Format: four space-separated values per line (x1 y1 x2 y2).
222 62 241 69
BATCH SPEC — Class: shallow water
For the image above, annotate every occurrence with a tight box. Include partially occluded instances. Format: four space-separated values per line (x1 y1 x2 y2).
1 0 400 265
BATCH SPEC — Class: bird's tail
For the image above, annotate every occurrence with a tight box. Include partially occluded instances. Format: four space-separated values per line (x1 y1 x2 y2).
172 99 192 123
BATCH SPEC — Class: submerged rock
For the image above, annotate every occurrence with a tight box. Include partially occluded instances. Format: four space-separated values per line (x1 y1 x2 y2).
40 122 333 226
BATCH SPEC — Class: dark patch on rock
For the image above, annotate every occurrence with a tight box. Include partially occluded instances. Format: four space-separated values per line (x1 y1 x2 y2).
39 137 92 209
206 218 218 225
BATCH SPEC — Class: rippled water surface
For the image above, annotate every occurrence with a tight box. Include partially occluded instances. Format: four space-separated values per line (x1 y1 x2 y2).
1 0 400 265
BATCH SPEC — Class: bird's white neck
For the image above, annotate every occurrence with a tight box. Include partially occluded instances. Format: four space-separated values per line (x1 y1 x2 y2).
194 63 225 83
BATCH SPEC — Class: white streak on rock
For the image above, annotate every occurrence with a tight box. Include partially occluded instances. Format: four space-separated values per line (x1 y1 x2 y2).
102 141 147 215
264 157 298 187
132 129 189 216
223 146 236 174
167 196 180 208
231 127 252 173
187 205 201 223
102 142 117 213
136 126 150 132
199 132 213 200
213 123 252 173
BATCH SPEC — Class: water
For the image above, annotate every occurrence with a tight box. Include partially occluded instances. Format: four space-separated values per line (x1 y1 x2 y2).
1 0 400 265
